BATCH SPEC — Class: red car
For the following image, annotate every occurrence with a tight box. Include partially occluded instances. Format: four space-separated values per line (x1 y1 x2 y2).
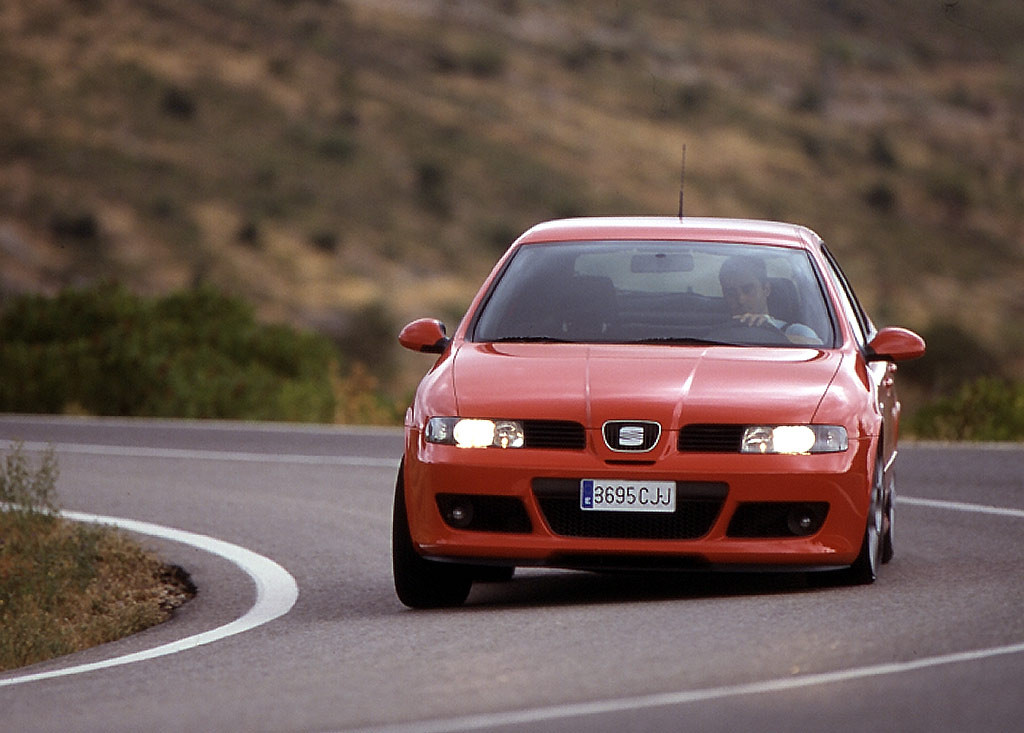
393 217 925 608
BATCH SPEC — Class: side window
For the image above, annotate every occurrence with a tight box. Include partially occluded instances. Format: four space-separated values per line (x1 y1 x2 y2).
821 246 874 348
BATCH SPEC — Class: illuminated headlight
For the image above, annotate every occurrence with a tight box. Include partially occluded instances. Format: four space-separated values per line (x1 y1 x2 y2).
741 425 848 454
425 417 525 449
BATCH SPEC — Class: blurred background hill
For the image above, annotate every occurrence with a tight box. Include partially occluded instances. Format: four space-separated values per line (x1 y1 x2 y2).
1 0 1022 426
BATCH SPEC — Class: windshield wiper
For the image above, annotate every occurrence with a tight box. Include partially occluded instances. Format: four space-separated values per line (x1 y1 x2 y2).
629 337 735 346
490 335 574 343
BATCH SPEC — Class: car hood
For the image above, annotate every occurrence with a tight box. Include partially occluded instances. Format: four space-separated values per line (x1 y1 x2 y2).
450 342 842 427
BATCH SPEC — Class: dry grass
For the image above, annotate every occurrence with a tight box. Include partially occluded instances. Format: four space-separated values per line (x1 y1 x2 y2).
0 513 195 671
0 444 195 672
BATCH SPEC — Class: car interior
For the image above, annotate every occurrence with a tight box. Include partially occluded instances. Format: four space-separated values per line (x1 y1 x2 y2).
472 243 834 346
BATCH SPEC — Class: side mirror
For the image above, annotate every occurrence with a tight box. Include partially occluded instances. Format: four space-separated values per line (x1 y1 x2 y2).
867 327 926 362
399 318 451 354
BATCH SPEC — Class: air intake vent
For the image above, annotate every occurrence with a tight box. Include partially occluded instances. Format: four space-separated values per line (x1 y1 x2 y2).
523 420 586 449
727 502 829 537
678 424 745 452
436 494 532 533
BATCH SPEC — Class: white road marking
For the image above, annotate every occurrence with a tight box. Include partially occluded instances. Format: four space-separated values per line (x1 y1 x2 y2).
366 640 1024 733
899 495 1024 519
10 440 399 468
0 512 299 688
361 494 1024 733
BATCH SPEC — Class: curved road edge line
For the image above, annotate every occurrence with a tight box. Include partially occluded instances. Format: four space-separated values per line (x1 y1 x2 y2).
361 493 1024 733
0 511 299 688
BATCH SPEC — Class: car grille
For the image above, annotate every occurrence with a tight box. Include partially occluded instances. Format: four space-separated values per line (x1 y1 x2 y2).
523 420 586 449
532 478 726 539
678 424 745 452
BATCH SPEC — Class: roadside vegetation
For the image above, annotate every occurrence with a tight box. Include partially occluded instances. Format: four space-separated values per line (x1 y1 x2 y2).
0 282 1021 439
0 282 406 422
0 0 1021 434
909 379 1024 442
0 443 195 671
900 320 1024 441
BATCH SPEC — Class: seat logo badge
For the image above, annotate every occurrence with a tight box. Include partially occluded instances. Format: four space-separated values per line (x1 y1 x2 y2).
619 425 645 447
603 420 661 452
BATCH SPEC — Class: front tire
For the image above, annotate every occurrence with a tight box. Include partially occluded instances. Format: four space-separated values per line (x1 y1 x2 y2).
843 452 886 585
392 464 473 609
881 466 895 564
812 452 884 588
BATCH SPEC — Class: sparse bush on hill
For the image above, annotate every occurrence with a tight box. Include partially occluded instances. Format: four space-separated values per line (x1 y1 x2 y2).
415 158 452 218
0 283 337 421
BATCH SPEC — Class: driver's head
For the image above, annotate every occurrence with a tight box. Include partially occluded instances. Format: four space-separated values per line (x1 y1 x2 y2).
719 255 771 316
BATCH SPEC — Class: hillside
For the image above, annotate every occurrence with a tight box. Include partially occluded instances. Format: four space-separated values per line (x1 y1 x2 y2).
1 0 1022 409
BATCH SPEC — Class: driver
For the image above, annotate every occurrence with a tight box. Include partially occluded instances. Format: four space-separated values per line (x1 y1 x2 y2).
718 255 821 345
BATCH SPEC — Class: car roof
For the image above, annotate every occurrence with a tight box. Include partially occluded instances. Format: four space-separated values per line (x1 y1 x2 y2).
515 217 824 251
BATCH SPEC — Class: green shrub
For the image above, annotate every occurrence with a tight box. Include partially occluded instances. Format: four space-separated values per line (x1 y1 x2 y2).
0 443 59 516
910 378 1024 441
0 283 337 421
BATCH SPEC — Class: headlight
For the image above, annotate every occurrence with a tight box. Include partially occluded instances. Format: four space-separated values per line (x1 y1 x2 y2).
741 425 848 454
425 417 525 449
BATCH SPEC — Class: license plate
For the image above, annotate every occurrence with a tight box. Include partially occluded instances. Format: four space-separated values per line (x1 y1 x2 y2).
580 479 676 513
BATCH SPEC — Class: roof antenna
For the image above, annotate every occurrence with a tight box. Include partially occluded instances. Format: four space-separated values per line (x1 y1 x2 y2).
677 144 687 219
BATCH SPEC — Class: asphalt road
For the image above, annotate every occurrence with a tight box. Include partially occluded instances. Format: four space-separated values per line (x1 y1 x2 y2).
1 415 1022 732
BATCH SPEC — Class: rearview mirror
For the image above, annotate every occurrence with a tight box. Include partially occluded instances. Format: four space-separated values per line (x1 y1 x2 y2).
399 318 450 354
867 327 926 362
631 252 694 273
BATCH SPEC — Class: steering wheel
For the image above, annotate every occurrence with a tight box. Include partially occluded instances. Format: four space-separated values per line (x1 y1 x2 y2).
707 318 788 345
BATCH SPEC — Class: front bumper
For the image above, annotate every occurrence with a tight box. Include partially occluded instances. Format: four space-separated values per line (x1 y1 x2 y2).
403 427 874 570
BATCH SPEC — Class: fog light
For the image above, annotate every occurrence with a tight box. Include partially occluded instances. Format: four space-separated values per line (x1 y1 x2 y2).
444 501 474 528
787 505 823 536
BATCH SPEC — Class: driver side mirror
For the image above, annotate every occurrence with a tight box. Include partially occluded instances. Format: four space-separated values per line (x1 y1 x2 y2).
399 318 451 354
867 327 926 362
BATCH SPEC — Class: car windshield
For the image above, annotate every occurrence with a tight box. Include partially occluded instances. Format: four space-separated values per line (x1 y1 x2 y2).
470 240 836 347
